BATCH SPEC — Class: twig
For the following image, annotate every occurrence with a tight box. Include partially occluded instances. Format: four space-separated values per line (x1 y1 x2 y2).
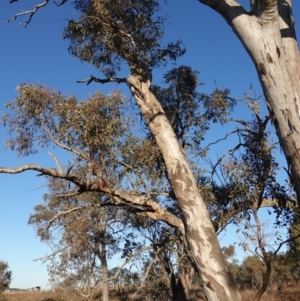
23 185 45 196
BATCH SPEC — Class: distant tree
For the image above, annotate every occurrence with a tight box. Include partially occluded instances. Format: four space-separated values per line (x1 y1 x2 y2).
29 186 121 301
241 256 264 290
0 260 12 300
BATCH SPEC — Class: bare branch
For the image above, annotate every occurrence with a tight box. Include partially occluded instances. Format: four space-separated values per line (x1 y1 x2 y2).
140 247 161 287
205 128 241 148
116 159 150 196
33 246 67 263
23 185 45 196
41 123 88 160
46 204 100 230
110 193 185 234
0 163 184 233
77 75 127 85
209 143 244 181
273 232 300 255
48 152 63 173
96 244 154 289
0 164 86 188
214 198 297 234
6 0 50 26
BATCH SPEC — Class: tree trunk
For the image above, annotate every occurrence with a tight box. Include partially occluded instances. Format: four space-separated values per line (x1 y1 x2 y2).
127 74 241 301
98 236 109 301
198 0 300 203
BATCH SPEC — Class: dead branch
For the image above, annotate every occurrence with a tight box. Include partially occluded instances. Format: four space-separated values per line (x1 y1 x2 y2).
77 75 127 85
48 152 63 173
7 0 50 26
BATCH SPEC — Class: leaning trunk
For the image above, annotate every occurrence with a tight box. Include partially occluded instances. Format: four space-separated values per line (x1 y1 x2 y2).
127 74 241 301
199 0 300 203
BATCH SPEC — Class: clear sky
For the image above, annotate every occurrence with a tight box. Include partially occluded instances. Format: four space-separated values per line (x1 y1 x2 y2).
0 0 299 290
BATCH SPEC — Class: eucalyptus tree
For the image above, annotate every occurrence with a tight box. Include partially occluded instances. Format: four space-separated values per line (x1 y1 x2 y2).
0 260 11 301
6 1 297 300
29 179 123 301
1 59 237 301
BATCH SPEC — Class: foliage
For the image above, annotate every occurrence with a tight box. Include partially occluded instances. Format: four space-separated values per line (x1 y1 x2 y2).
0 261 11 293
64 0 185 77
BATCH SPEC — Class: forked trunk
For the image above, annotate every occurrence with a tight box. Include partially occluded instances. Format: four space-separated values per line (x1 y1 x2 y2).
199 0 300 204
127 75 241 301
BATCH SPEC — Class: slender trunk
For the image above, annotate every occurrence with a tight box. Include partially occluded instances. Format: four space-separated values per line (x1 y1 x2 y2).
127 74 241 301
95 231 109 301
198 0 300 203
252 207 271 301
253 258 271 301
99 239 109 301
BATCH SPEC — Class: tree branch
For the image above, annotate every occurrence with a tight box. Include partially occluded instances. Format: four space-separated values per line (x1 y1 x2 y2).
48 152 63 173
7 0 50 26
77 75 127 85
41 123 88 161
96 244 155 288
0 164 86 188
214 198 297 234
197 0 246 24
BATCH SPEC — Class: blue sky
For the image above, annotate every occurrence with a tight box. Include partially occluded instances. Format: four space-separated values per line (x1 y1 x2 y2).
0 0 299 289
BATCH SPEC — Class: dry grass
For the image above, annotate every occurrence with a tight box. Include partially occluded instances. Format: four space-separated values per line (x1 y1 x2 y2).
3 290 121 301
3 285 300 301
241 285 300 301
